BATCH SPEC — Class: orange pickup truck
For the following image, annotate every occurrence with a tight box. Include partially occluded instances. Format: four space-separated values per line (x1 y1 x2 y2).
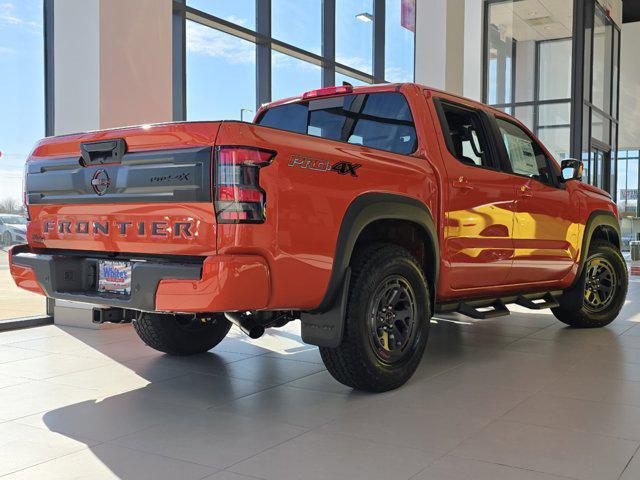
10 83 627 391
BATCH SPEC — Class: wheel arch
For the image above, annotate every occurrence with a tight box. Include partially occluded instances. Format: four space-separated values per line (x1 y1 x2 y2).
315 192 439 313
575 209 621 284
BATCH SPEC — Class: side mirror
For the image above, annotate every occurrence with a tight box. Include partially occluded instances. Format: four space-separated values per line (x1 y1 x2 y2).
561 158 583 182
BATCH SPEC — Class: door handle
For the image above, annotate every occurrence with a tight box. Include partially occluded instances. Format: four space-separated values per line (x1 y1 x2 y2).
452 176 474 191
520 185 533 198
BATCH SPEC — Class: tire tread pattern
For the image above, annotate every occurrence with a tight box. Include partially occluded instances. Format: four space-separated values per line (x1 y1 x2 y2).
320 243 430 392
552 240 628 328
133 313 231 355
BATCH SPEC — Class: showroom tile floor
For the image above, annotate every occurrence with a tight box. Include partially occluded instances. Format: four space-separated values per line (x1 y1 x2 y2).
0 278 638 479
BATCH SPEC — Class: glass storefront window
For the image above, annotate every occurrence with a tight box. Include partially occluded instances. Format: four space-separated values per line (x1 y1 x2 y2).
612 28 620 118
514 105 534 131
486 1 573 106
186 21 256 121
187 0 256 30
592 5 613 114
538 101 570 161
484 0 574 156
272 0 321 54
335 72 369 86
0 0 46 321
486 27 512 104
336 0 373 74
591 109 609 144
538 127 570 161
617 151 639 219
539 102 571 128
384 0 415 82
539 39 572 101
185 0 412 111
514 39 535 103
272 51 321 101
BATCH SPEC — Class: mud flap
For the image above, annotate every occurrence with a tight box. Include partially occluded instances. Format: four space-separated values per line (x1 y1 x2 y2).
301 268 351 348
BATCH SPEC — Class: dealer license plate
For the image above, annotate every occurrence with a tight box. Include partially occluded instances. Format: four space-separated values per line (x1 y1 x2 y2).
97 260 132 296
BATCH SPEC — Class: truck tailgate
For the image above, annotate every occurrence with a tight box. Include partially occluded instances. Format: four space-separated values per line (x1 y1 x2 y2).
25 122 222 256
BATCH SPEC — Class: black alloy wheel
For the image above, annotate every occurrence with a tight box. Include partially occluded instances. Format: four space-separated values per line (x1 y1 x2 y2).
367 275 418 365
583 257 617 313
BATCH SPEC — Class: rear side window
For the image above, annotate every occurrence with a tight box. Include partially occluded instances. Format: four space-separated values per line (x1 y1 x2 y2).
257 92 417 155
496 118 556 186
439 103 493 168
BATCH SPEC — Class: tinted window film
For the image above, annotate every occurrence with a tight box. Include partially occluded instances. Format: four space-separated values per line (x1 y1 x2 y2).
257 102 307 134
257 92 417 155
496 118 555 185
440 104 492 168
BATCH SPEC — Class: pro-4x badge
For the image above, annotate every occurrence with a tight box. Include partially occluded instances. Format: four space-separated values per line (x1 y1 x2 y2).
288 155 361 177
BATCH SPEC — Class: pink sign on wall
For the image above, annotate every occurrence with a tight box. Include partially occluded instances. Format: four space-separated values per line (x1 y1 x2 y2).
401 0 416 32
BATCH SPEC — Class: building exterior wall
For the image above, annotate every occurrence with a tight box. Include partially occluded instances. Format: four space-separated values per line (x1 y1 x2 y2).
54 0 100 134
53 0 173 136
414 0 482 99
99 0 173 129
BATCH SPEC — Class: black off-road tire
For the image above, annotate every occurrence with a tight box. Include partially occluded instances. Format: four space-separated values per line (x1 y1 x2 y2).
552 241 628 328
133 312 232 355
320 244 431 392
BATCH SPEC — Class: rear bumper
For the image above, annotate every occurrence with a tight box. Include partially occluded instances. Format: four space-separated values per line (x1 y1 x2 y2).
9 245 270 313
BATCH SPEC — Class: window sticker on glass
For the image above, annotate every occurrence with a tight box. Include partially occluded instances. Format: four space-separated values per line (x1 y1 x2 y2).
504 133 538 176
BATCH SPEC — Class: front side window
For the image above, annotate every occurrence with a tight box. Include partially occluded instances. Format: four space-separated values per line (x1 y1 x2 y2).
257 92 417 155
496 118 556 185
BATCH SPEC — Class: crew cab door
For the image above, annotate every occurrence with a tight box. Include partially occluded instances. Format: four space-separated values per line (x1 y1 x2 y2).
432 98 516 291
492 116 581 284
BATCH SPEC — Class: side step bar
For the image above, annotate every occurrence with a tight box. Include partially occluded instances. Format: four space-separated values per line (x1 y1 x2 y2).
457 299 510 320
515 292 560 310
435 290 562 320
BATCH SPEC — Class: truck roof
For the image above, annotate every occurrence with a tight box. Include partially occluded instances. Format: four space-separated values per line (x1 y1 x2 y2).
259 82 507 119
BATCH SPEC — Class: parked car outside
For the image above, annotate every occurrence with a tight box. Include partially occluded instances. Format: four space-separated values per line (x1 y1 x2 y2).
0 214 27 247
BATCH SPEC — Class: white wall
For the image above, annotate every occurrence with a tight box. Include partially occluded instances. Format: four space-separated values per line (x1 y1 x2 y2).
99 0 173 129
53 0 173 135
54 0 100 134
462 0 483 101
414 0 483 99
415 0 448 90
619 21 640 149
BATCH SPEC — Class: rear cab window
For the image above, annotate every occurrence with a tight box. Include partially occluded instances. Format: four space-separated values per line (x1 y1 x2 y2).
257 91 417 155
435 100 500 170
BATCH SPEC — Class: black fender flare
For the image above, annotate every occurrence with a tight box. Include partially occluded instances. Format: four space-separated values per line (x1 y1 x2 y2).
301 192 439 347
573 209 621 285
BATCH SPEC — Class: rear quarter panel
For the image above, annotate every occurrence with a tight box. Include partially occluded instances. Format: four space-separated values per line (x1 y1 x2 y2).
217 85 443 310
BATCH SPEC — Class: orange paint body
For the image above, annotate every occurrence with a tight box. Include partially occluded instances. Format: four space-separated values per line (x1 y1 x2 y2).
10 84 617 313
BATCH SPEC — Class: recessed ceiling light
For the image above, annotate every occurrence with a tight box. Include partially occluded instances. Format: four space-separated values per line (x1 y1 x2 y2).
356 12 374 22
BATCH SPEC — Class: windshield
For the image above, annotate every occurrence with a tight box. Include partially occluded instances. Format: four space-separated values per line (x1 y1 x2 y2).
1 216 26 225
257 92 417 155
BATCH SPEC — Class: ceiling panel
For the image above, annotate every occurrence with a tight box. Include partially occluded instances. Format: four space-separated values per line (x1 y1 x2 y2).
512 0 552 20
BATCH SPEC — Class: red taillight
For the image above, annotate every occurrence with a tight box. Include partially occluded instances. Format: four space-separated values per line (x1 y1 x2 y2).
214 147 274 224
302 85 353 100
